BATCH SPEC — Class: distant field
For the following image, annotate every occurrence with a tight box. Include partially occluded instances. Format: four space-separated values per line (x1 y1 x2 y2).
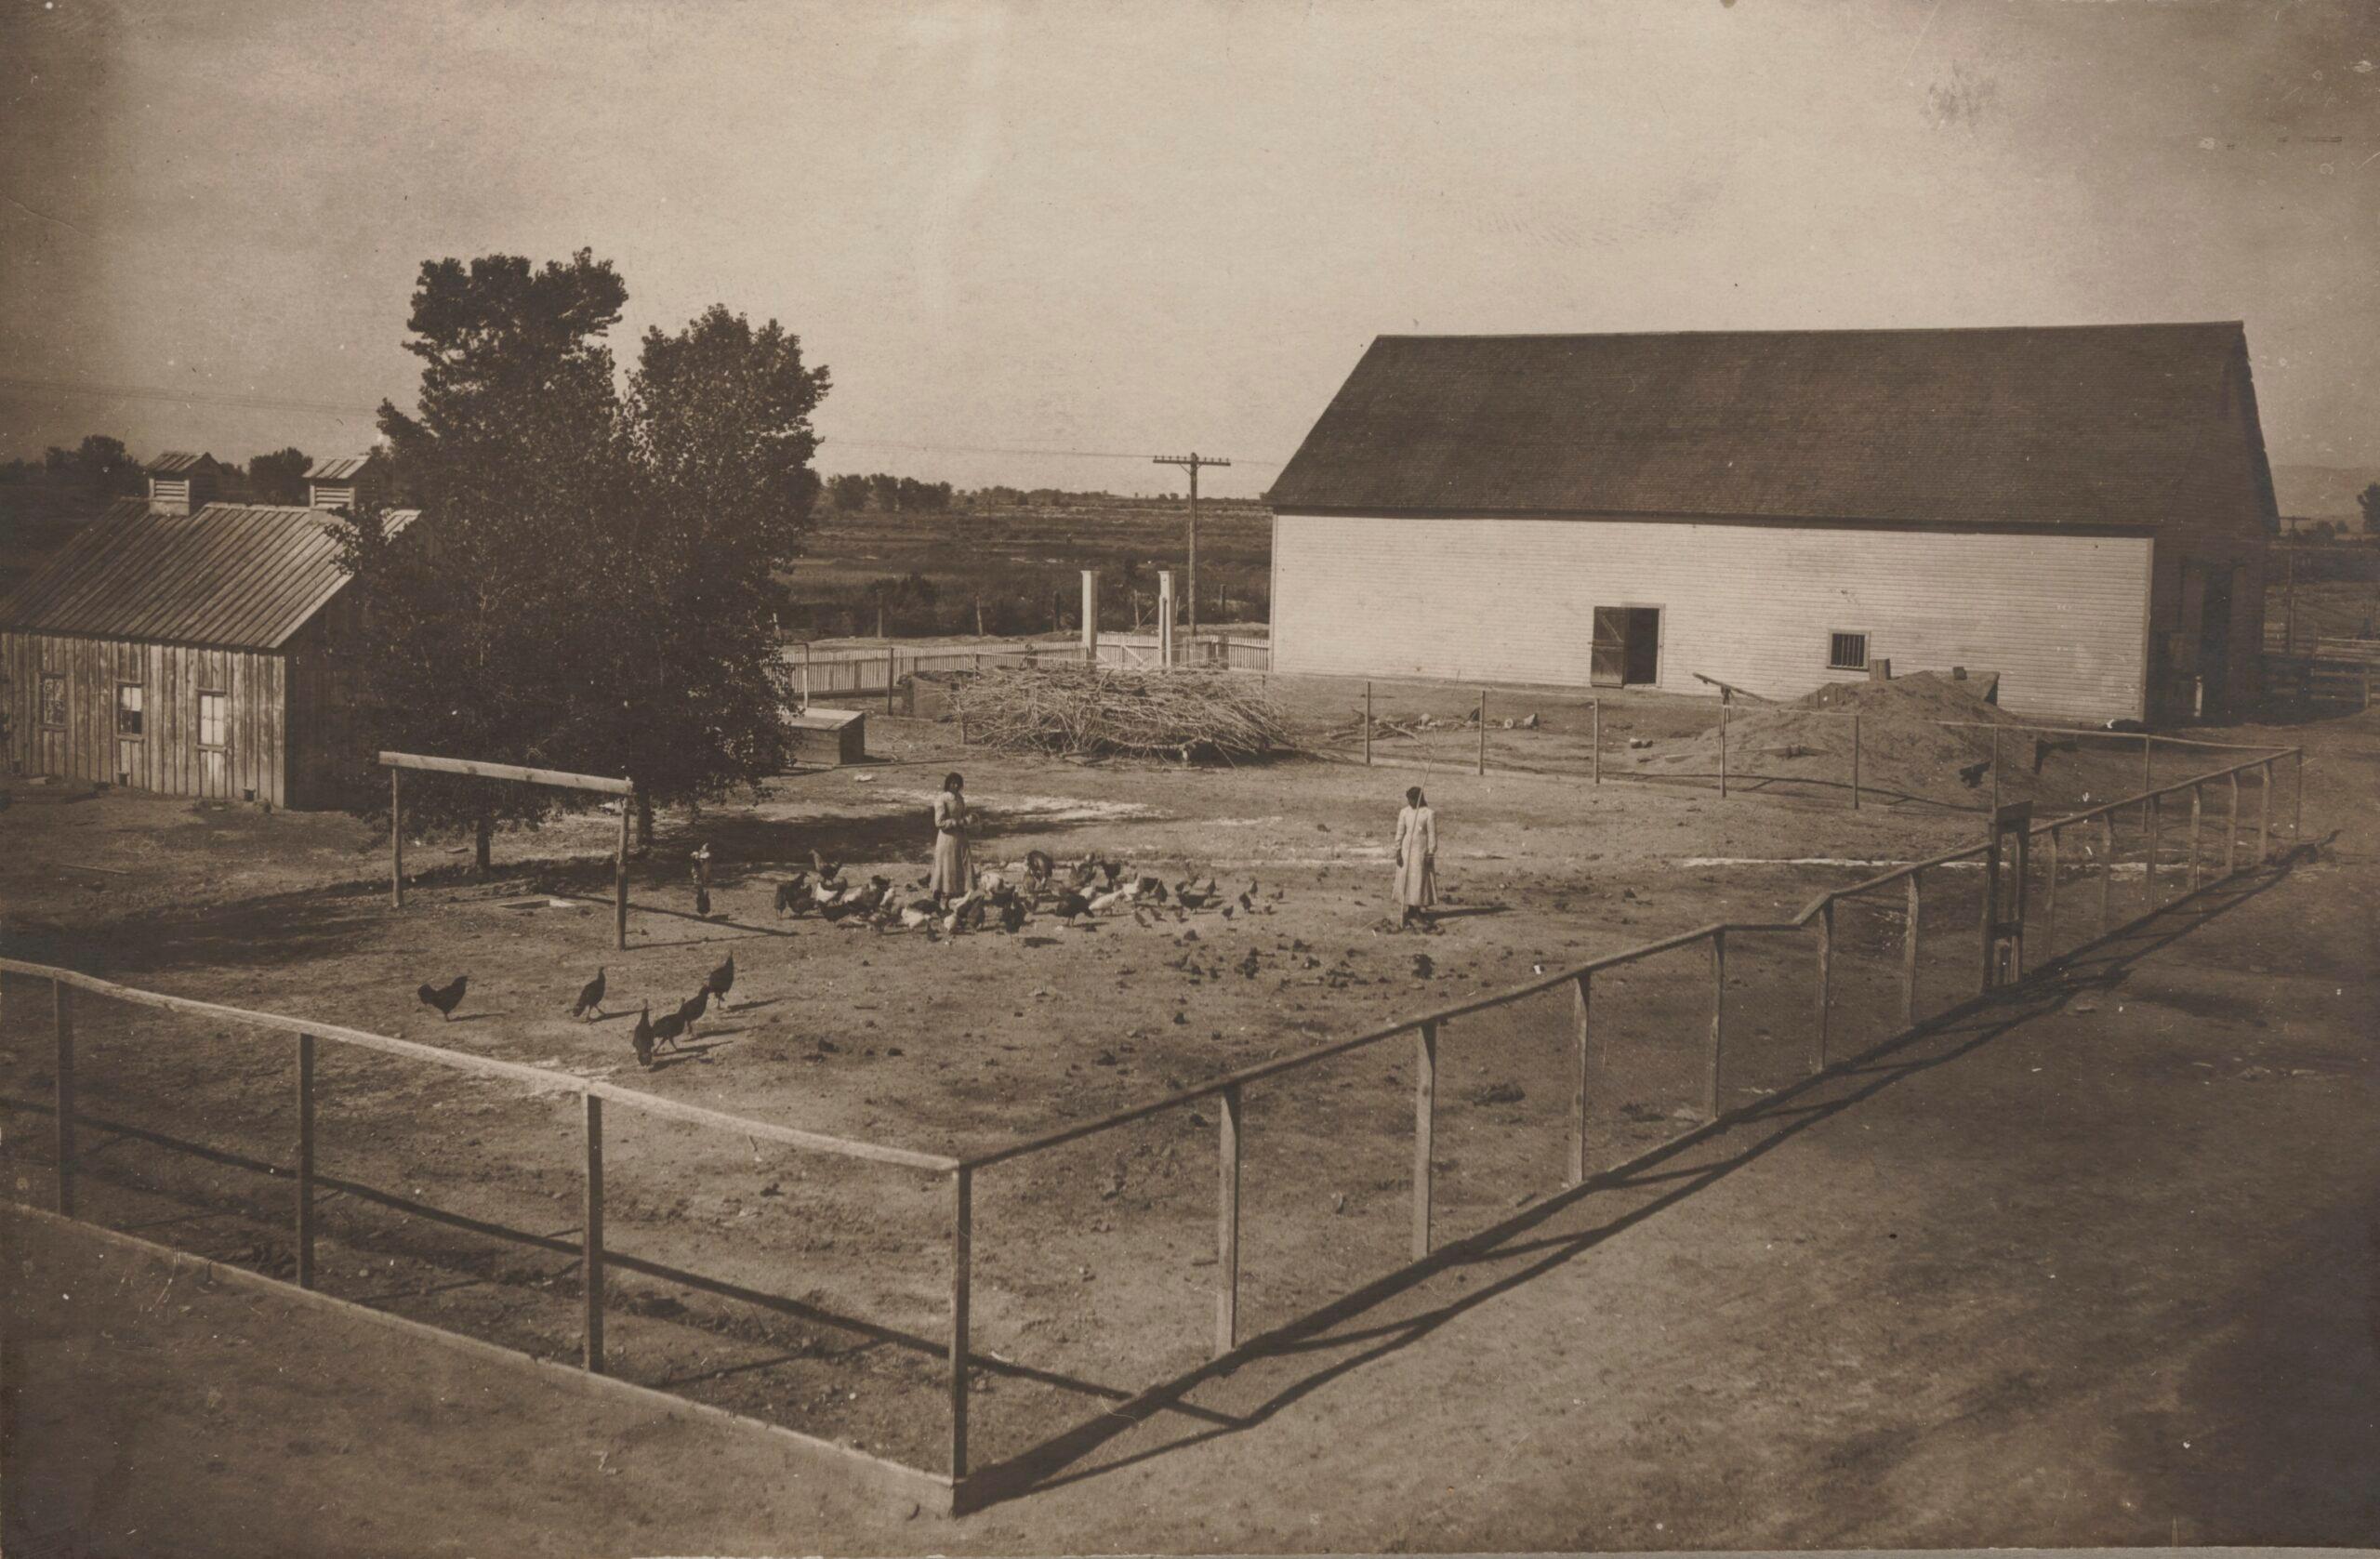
784 500 1273 639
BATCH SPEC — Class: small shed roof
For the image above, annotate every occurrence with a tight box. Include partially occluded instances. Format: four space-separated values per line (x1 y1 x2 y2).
0 503 416 650
305 452 381 482
146 450 227 476
1265 324 2278 535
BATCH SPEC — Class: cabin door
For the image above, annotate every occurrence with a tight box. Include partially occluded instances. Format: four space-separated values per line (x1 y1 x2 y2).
201 749 229 798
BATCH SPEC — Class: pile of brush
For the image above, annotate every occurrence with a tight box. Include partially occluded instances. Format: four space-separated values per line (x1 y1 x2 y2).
947 665 1288 761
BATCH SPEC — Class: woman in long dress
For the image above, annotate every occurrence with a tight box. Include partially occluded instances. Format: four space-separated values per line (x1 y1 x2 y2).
1395 786 1436 929
931 772 972 905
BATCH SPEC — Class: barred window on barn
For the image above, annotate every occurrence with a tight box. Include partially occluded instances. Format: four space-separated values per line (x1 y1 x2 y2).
39 674 66 729
116 681 144 736
1828 631 1870 671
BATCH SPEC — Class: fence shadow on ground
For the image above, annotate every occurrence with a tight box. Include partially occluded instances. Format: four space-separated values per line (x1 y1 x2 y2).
952 849 2307 1511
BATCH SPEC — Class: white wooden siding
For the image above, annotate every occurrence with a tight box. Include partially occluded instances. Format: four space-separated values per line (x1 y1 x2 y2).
1271 514 2154 722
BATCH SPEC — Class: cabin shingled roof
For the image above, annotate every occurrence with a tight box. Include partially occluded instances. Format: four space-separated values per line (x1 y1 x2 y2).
1263 323 2279 534
0 502 417 650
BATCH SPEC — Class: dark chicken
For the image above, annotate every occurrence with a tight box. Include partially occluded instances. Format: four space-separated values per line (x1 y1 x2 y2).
571 967 606 1021
416 974 468 1022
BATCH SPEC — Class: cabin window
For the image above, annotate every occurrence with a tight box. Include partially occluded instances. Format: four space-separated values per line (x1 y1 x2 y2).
39 674 66 729
1827 631 1870 672
199 691 228 749
115 681 144 737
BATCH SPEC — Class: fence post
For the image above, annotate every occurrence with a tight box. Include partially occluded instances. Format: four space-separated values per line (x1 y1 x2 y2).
886 648 897 716
615 799 630 952
2142 733 2153 794
1216 1084 1242 1356
2043 826 2059 953
53 980 74 1218
1719 704 1730 799
2187 784 2203 893
390 767 403 909
1411 1023 1437 1261
2098 812 2115 936
1592 701 1602 786
949 1165 972 1482
2145 794 2162 907
1902 871 1923 1030
1706 930 1726 1118
297 1033 316 1289
1363 681 1373 768
2256 760 2273 865
581 1092 604 1373
2225 771 2240 878
1476 690 1488 777
1851 714 1861 812
1569 974 1591 1184
2293 748 2304 845
1811 902 1832 1074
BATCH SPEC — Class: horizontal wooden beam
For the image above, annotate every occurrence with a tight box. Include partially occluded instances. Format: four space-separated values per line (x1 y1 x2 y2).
378 752 635 796
0 959 954 1173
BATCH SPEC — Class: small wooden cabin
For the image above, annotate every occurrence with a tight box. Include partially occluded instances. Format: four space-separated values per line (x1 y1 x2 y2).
1 480 417 808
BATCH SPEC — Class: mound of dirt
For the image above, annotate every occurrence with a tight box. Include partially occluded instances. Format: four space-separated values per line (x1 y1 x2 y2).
1636 673 2138 810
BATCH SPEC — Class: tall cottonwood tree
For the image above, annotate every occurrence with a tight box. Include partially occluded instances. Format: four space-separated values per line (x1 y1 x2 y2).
336 257 829 859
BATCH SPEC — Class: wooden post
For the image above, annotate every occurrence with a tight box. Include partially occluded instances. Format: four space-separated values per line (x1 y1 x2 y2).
390 767 403 908
2145 794 2162 906
886 648 897 715
1081 569 1100 665
1990 727 2001 813
2293 748 2304 844
1411 1023 1437 1261
2043 826 2059 952
949 1166 973 1482
1216 1084 1242 1355
1363 681 1373 767
614 798 630 951
1812 901 1833 1074
1569 974 1591 1184
582 1093 604 1374
1706 931 1726 1117
1901 872 1922 1030
2142 733 2153 793
297 1033 316 1289
1851 714 1861 811
1978 818 2003 997
801 642 813 709
2256 760 2272 865
1592 701 1602 786
1476 690 1488 776
53 980 74 1218
2098 812 2115 936
1719 704 1729 799
2187 785 2203 892
2225 771 2240 877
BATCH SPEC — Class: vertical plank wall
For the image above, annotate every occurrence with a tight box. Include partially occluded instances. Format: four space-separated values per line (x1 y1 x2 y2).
2 631 288 807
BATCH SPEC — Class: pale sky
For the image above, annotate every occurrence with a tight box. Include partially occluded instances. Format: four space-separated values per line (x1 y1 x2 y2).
4 0 2374 499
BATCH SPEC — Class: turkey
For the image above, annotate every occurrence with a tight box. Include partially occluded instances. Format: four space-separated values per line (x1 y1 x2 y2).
630 1004 655 1068
570 967 606 1021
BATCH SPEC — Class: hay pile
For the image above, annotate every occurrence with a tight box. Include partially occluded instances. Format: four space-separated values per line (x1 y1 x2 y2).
947 665 1288 761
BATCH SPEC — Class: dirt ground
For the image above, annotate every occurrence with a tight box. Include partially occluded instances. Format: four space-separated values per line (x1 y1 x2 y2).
3 681 2373 1555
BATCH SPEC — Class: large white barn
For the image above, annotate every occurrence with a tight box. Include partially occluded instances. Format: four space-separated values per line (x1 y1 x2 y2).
1263 324 2277 724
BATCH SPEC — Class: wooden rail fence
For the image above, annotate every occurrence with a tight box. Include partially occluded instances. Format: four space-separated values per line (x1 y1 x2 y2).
0 736 2304 1511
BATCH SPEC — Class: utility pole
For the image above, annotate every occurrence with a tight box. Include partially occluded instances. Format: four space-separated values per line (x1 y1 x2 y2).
1154 453 1231 663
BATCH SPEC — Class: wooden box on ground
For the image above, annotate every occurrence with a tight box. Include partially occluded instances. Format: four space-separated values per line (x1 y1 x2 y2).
788 707 866 767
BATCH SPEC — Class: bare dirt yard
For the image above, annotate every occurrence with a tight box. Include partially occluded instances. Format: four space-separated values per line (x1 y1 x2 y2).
4 679 2373 1556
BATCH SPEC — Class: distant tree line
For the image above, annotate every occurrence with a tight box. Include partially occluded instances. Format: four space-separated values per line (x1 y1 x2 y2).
826 472 953 512
0 435 318 506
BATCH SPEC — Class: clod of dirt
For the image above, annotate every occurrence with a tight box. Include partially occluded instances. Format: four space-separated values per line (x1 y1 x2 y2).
1466 1081 1525 1105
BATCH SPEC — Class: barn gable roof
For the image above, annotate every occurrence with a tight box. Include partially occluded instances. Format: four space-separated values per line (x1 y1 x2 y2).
1265 324 2279 535
0 503 416 650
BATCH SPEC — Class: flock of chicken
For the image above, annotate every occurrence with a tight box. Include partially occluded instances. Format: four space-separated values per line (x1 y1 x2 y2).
771 848 1276 938
410 848 1285 1074
414 951 740 1071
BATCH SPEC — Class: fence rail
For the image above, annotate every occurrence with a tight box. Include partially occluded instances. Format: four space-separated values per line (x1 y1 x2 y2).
0 733 2305 1508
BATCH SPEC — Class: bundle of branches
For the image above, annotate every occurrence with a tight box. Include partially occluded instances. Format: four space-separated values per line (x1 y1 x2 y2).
946 665 1288 761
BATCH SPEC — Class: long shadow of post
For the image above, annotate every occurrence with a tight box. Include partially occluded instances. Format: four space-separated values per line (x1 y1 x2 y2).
954 850 2308 1511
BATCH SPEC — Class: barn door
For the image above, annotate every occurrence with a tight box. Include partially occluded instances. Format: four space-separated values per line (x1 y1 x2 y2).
1591 606 1627 687
202 749 228 797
